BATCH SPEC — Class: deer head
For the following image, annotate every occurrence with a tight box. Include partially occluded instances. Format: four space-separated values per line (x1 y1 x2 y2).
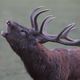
1 7 80 48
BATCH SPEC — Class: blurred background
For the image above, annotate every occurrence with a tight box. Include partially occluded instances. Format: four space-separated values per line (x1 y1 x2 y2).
0 0 80 80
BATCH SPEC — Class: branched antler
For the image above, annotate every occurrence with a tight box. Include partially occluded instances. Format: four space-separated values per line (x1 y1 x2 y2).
35 22 76 43
30 7 80 46
46 23 80 46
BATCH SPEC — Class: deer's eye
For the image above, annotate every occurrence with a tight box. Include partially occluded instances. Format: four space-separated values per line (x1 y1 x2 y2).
20 30 26 36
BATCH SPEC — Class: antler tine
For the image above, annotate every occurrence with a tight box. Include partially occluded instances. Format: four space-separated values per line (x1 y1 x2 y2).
60 23 76 41
47 23 80 46
40 15 55 34
34 9 50 31
38 22 80 46
39 23 75 43
55 23 76 41
30 6 44 28
38 24 75 43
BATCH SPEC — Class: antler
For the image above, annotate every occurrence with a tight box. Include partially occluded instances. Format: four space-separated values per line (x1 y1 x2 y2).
38 21 80 47
54 23 76 41
42 23 80 46
30 6 50 31
38 23 75 43
30 7 80 46
53 24 80 46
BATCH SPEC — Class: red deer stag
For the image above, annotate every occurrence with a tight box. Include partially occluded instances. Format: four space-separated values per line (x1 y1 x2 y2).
1 7 80 80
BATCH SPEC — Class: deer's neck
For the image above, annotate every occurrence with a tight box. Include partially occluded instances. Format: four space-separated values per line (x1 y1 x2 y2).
11 42 52 76
20 43 50 66
22 43 52 77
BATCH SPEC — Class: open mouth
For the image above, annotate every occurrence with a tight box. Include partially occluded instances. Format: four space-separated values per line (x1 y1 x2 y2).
1 21 11 37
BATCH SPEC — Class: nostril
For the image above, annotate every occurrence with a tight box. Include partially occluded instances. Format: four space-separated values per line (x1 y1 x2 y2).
6 20 11 26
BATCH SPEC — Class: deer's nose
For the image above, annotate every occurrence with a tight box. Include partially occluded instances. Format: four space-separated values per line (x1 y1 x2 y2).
6 20 12 26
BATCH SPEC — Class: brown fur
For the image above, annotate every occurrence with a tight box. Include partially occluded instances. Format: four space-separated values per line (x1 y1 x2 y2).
16 42 80 80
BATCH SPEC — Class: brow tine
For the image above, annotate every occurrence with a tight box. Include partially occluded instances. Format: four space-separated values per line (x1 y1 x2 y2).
55 23 76 41
30 6 44 28
40 15 55 34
